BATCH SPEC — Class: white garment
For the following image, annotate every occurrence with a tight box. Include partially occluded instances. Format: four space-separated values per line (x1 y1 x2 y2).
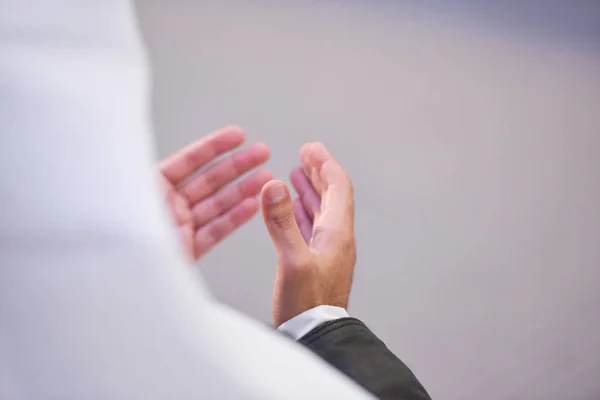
0 1 372 398
279 306 350 340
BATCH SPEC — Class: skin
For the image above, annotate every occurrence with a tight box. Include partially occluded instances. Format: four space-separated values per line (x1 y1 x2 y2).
261 142 357 327
161 129 356 328
159 126 273 260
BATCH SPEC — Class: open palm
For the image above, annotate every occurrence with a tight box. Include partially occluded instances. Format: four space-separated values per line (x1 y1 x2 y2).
160 126 272 260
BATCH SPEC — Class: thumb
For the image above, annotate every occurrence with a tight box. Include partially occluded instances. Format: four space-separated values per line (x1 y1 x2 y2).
261 180 309 262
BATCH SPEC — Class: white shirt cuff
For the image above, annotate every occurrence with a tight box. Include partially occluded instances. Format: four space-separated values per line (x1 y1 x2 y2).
276 305 349 340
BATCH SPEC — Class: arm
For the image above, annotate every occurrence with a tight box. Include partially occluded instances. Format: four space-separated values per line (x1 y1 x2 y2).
260 144 431 400
277 306 431 399
300 318 431 400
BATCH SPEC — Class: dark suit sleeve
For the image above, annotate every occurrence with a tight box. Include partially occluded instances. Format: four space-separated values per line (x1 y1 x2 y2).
298 318 431 400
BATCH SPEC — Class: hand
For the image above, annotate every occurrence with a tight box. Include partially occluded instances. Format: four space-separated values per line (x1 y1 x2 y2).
260 142 356 327
160 126 272 260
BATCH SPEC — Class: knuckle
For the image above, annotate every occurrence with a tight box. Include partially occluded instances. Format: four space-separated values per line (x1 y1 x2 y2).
208 217 235 243
204 170 221 192
213 190 233 211
271 211 296 230
184 149 204 174
229 155 244 176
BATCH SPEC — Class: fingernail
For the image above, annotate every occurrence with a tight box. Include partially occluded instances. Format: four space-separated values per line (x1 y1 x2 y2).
267 184 286 204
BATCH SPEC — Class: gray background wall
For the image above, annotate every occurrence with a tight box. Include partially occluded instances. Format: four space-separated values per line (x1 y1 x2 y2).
137 2 600 399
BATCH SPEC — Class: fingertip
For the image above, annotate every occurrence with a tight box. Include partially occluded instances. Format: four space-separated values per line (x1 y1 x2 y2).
257 168 274 183
207 126 246 151
219 125 246 141
300 142 312 154
261 179 289 205
300 142 333 174
242 196 260 213
246 142 271 164
223 125 246 138
309 142 331 165
299 142 313 169
261 179 280 194
254 141 271 157
290 166 304 179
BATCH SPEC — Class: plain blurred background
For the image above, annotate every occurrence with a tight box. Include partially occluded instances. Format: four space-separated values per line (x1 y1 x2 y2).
137 1 600 399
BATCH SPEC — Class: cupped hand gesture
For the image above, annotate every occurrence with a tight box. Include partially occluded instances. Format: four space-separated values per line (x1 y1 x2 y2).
260 142 357 327
160 126 272 260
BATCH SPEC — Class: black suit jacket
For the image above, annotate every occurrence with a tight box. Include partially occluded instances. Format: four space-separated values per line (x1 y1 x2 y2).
299 318 431 400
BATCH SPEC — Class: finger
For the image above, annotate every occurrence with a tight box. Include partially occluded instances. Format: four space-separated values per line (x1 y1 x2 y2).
293 197 313 244
301 143 354 251
301 141 350 195
161 176 192 226
299 143 321 195
165 186 193 226
318 158 354 230
194 197 260 257
160 126 246 185
290 166 320 219
299 142 329 196
261 180 309 262
192 169 273 227
179 222 196 260
179 142 270 205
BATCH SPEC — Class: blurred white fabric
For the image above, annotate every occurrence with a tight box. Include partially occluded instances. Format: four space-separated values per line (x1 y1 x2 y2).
0 1 373 398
